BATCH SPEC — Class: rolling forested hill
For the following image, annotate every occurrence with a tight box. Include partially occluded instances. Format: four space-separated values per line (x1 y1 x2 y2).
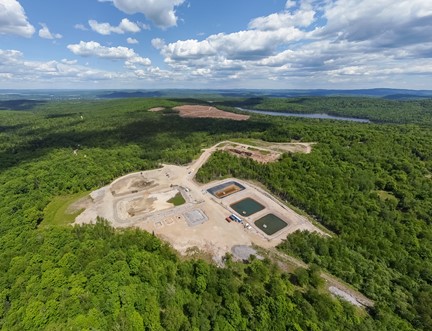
0 97 431 330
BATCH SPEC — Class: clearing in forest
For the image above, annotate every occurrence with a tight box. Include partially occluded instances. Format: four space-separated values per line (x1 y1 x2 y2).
172 105 250 120
218 140 315 163
148 107 165 112
69 139 374 308
74 140 324 262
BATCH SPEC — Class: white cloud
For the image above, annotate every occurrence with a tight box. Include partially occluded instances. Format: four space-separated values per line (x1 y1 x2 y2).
151 38 165 49
0 48 125 86
147 0 432 88
0 73 13 79
319 0 432 46
192 68 211 77
0 48 23 63
0 47 176 88
125 56 152 69
0 0 35 37
38 23 62 39
61 59 78 65
109 0 185 28
127 37 139 44
119 18 141 33
68 41 135 59
155 4 315 64
285 1 296 9
157 27 305 63
74 24 88 31
134 65 177 80
89 18 141 35
67 41 151 67
249 9 315 30
3 0 432 89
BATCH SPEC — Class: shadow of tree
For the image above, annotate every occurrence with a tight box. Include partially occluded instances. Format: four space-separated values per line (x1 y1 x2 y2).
0 100 47 111
0 113 272 172
213 97 264 108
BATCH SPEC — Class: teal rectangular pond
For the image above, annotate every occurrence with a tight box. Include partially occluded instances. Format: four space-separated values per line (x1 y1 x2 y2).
254 214 287 236
230 198 265 217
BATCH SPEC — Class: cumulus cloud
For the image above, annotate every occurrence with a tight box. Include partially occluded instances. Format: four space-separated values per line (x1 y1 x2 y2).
3 0 432 88
61 59 78 65
89 18 141 35
67 41 151 66
151 38 165 50
319 0 432 47
108 0 185 28
39 23 62 39
156 26 305 64
127 37 139 44
0 48 124 86
155 3 315 65
148 0 432 88
74 24 88 31
285 0 297 9
0 47 181 88
248 8 315 30
0 0 35 37
0 48 23 63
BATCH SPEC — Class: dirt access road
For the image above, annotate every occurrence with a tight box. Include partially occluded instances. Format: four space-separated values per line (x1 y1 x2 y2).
266 248 374 308
188 140 314 177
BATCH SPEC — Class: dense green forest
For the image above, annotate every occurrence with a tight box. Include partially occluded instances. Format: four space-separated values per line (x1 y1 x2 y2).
1 97 431 330
216 97 432 124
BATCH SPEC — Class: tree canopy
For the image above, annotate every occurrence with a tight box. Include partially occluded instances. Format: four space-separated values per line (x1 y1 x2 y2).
1 97 431 330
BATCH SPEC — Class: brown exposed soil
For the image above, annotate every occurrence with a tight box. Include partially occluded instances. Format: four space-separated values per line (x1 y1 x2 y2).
222 144 280 163
214 184 243 198
173 105 250 121
148 107 165 112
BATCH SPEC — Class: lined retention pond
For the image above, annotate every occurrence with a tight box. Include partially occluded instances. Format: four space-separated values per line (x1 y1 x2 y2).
255 214 288 236
230 198 265 217
207 181 245 199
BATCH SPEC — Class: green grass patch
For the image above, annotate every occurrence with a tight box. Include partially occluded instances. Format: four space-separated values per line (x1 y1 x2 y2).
168 192 186 206
40 192 89 228
375 190 398 203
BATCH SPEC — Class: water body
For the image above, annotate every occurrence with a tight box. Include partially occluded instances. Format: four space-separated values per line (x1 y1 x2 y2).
236 107 370 123
255 213 288 236
230 198 265 217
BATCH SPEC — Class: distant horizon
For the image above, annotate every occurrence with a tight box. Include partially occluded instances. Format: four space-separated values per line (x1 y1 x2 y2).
2 87 432 102
1 87 432 92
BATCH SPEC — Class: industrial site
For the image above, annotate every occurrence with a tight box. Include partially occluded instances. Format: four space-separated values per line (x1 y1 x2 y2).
75 140 324 261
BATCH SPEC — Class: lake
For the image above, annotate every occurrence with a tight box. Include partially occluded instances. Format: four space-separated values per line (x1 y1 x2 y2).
236 107 370 123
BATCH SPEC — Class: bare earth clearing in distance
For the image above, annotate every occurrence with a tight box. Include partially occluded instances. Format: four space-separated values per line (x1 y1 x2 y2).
173 105 250 120
148 107 165 112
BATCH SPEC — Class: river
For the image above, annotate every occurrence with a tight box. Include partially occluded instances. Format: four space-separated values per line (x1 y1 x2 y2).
236 107 370 123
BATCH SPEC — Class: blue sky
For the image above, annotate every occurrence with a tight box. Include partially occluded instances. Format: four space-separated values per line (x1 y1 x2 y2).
0 0 431 89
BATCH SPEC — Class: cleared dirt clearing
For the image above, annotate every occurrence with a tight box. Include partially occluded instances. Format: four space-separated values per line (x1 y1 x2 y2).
74 140 323 261
148 107 165 112
173 105 250 120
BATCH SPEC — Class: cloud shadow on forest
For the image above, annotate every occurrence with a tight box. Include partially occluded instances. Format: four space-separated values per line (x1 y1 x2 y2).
0 100 47 111
0 114 272 172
